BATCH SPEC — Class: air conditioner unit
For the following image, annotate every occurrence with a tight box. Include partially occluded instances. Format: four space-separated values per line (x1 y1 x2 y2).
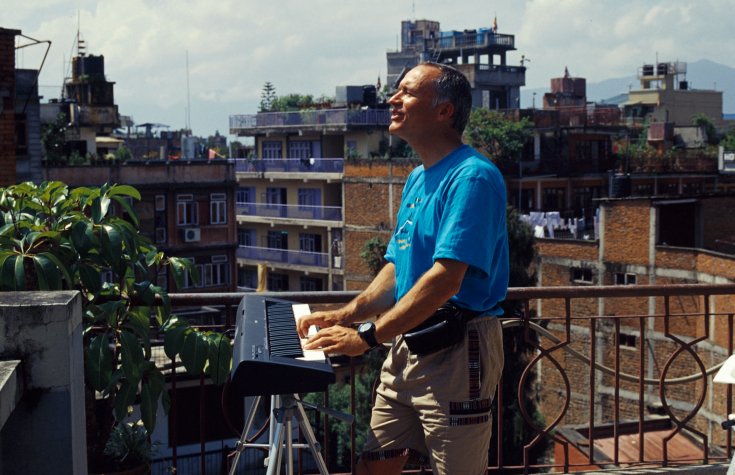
183 228 201 242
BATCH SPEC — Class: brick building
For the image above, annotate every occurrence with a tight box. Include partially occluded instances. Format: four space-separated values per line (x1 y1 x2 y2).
0 28 20 186
44 161 239 294
533 193 735 444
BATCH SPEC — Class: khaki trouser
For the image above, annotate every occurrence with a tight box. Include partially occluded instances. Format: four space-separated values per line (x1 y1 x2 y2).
361 317 504 475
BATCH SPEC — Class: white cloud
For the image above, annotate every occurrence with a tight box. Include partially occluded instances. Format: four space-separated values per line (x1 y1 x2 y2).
5 0 734 136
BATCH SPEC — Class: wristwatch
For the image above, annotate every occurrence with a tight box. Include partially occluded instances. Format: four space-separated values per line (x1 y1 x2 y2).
357 321 380 349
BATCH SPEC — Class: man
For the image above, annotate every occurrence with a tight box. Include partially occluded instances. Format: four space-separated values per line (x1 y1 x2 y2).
298 62 508 475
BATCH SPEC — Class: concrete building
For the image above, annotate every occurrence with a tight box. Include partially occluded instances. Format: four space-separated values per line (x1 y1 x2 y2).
229 104 396 291
623 61 724 128
386 18 526 109
533 193 735 444
40 42 123 162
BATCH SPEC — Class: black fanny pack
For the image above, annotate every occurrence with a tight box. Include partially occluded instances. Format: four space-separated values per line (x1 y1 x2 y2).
403 302 482 356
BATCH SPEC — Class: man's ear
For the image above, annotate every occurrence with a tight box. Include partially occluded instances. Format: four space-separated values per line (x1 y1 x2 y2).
436 101 455 124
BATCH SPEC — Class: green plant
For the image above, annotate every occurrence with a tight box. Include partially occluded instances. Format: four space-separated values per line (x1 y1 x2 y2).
104 420 155 470
115 145 132 163
0 181 231 471
41 112 69 163
359 236 388 276
464 108 534 163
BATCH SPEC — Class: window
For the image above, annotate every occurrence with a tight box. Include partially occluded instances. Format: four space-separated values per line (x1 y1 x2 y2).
543 188 566 211
619 333 637 348
238 229 256 246
346 140 358 158
210 193 227 224
176 194 198 226
238 267 258 290
180 258 201 289
298 188 320 207
236 187 254 204
267 231 288 250
267 273 289 291
155 227 166 244
262 141 282 159
299 233 322 253
615 272 637 285
571 267 593 284
155 195 166 211
203 255 229 287
300 276 324 292
289 141 311 160
15 113 27 156
266 188 286 206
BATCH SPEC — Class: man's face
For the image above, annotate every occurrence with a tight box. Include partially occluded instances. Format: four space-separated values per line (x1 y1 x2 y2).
387 65 442 142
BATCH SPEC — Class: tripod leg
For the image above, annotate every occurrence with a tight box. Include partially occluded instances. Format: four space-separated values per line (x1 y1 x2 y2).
228 396 262 475
294 397 329 475
267 407 286 475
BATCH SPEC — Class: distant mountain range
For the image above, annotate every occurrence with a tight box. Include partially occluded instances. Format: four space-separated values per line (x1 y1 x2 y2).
520 59 734 113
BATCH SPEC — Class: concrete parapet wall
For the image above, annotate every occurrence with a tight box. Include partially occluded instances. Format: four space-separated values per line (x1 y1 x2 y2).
0 291 87 475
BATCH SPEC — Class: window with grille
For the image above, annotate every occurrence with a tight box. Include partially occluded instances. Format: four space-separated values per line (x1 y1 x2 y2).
614 272 637 285
262 141 282 159
571 267 594 284
176 194 198 226
210 193 227 224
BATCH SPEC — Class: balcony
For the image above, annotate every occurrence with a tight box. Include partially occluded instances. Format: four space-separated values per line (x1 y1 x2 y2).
229 108 390 135
425 31 515 50
234 157 344 174
236 245 340 270
236 201 342 222
3 284 735 474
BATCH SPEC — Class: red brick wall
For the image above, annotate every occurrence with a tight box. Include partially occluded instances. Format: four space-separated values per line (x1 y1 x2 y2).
343 160 415 289
0 29 19 186
602 201 650 266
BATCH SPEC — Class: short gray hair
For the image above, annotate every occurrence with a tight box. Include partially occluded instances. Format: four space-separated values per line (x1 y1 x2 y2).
423 62 472 133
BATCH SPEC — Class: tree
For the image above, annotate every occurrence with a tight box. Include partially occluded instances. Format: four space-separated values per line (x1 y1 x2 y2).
491 205 549 466
692 113 718 145
270 93 315 112
359 236 388 276
464 108 534 163
0 181 231 471
722 129 735 152
41 111 70 163
259 81 277 112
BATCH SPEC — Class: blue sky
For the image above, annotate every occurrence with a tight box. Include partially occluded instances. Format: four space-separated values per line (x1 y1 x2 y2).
6 0 734 137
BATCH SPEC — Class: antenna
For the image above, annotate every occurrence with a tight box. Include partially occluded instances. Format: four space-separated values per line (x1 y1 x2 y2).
186 50 191 134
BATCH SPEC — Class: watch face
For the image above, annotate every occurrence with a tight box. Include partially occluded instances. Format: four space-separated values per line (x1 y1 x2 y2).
358 322 373 333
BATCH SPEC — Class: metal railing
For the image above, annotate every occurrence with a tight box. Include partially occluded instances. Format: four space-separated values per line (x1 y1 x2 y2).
153 283 735 474
230 108 390 132
236 245 339 269
236 202 342 221
233 158 344 174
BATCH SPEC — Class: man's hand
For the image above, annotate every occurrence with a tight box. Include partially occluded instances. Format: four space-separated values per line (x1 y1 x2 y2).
296 310 343 339
303 325 369 357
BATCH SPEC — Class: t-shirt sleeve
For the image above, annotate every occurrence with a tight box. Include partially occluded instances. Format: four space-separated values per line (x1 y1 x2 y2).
433 173 505 277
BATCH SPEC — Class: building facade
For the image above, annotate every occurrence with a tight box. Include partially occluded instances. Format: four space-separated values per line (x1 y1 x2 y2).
533 193 735 444
386 19 525 109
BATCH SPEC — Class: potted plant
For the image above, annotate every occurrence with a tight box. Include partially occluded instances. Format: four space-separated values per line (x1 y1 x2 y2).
0 181 232 472
100 420 155 475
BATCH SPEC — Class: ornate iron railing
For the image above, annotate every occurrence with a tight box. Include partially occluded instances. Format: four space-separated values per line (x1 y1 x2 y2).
152 284 735 474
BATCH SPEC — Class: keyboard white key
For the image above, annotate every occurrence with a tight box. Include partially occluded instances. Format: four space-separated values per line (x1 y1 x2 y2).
292 304 326 361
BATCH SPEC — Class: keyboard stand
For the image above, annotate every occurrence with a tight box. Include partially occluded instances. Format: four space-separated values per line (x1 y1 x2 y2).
229 393 350 475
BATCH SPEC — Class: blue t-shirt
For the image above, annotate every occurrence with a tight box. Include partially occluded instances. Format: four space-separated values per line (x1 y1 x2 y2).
385 144 509 314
